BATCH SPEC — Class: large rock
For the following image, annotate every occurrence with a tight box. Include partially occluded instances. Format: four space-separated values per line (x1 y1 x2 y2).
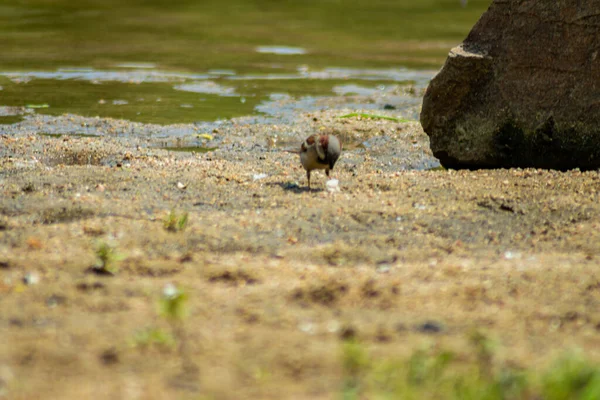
421 0 600 170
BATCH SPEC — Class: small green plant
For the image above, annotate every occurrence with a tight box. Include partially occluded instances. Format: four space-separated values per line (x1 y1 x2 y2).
341 338 370 400
365 346 456 399
470 330 496 379
428 165 447 171
337 331 600 400
164 209 189 232
130 284 189 353
92 241 123 275
131 327 175 349
541 352 600 400
406 348 454 386
159 283 189 321
337 112 412 122
158 283 198 376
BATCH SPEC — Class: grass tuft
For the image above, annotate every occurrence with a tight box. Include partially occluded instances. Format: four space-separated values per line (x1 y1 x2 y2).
131 327 175 349
159 283 189 321
341 338 369 399
541 352 600 400
164 210 189 232
339 332 600 400
337 112 413 122
92 241 124 275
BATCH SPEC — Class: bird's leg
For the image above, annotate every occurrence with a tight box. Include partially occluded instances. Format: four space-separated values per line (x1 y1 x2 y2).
326 169 330 178
306 170 311 189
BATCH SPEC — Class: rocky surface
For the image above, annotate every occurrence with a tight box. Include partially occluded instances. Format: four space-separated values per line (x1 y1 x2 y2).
421 0 600 169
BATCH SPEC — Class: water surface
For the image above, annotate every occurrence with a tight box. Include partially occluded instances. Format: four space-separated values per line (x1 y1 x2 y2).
0 0 492 125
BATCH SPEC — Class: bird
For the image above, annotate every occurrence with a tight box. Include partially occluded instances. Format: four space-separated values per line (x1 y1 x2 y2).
300 134 342 189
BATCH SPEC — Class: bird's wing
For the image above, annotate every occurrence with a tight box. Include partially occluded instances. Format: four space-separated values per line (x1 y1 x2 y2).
315 140 326 160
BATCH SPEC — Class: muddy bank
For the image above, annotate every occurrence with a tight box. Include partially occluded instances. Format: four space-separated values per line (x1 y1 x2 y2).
1 99 600 398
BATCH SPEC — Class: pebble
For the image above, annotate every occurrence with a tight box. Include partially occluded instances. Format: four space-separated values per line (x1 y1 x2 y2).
299 321 316 334
162 283 179 299
253 173 268 181
416 320 444 334
504 251 521 260
326 179 340 192
23 272 39 285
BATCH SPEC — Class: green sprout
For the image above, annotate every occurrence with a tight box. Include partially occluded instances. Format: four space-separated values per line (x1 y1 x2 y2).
92 241 123 275
158 283 198 375
164 210 189 232
470 330 496 379
131 327 176 349
341 338 370 399
335 330 600 400
406 348 454 386
159 283 188 321
541 352 600 400
337 112 413 122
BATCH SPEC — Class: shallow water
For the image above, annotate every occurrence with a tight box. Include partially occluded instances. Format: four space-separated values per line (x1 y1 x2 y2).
0 0 491 126
0 67 434 125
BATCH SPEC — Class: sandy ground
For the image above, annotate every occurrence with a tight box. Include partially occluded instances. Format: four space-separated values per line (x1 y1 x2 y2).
1 99 600 399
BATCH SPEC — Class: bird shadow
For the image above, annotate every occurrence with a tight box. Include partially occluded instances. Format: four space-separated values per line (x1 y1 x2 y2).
267 182 322 194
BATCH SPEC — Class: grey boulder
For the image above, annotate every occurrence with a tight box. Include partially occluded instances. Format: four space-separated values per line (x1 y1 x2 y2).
420 0 600 170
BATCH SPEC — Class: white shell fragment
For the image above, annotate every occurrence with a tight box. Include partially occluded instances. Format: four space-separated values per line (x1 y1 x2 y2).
23 272 40 285
326 179 340 192
253 173 268 181
162 283 178 299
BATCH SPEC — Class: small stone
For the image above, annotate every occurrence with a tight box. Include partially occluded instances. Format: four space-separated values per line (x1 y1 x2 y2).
23 272 39 286
339 326 357 340
46 294 66 308
375 328 392 342
376 264 391 274
413 203 427 210
299 321 315 334
504 251 521 260
100 348 119 365
177 182 187 190
163 283 179 299
326 179 340 193
22 183 35 193
327 320 340 333
416 320 444 334
253 173 268 181
76 281 106 291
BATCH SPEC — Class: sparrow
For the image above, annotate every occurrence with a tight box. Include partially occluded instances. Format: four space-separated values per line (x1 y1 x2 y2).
300 134 342 188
